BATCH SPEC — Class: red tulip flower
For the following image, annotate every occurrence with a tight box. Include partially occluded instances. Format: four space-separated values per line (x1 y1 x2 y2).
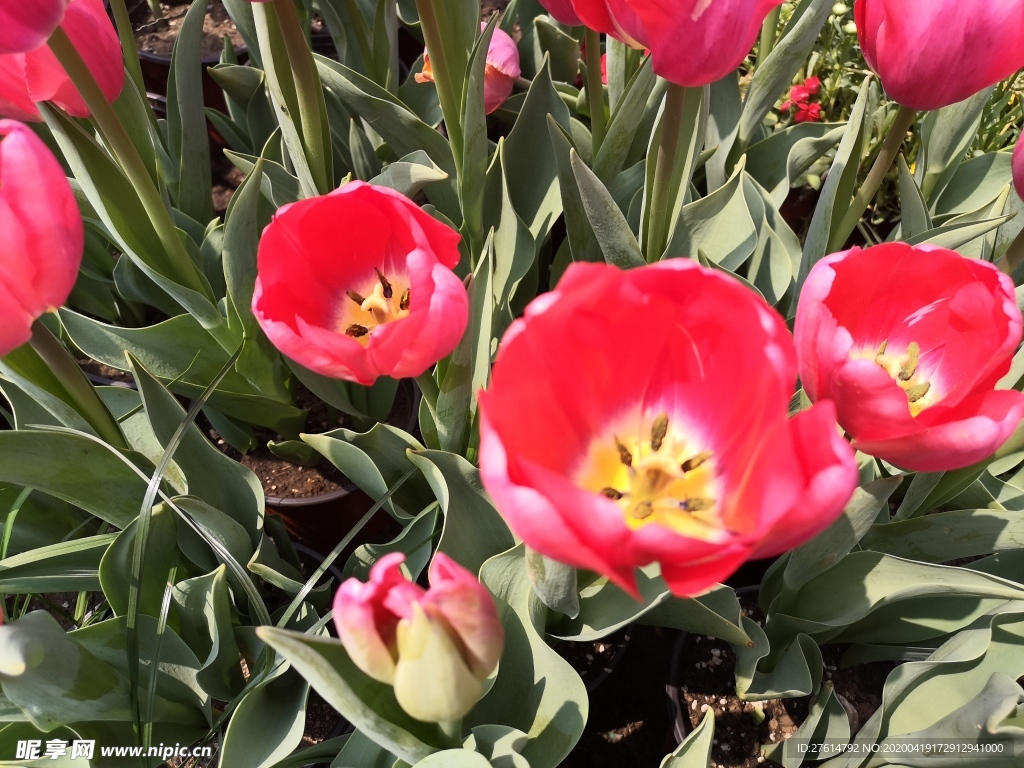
0 0 67 55
538 0 784 87
0 120 84 357
541 0 583 25
0 0 124 121
856 0 1024 111
252 182 467 386
1013 134 1023 203
416 24 521 115
796 243 1024 472
334 553 504 723
479 261 858 598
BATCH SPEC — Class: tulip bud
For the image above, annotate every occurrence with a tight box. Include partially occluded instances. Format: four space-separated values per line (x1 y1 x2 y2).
1013 134 1023 203
0 120 83 357
416 23 520 115
334 553 504 723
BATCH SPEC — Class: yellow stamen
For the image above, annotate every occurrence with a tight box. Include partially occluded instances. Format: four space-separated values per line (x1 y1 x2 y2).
632 501 654 520
906 382 931 403
899 342 919 381
615 438 633 467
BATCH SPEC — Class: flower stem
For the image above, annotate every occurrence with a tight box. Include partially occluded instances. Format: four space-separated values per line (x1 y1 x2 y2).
584 28 606 156
107 0 147 98
46 27 211 300
270 0 333 195
645 84 688 262
439 719 463 748
415 0 464 172
27 319 129 450
829 104 918 252
757 6 782 65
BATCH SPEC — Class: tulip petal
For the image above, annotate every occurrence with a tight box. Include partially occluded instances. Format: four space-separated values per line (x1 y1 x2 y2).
0 0 66 55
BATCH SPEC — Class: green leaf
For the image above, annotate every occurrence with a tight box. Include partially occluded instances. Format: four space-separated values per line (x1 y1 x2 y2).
667 160 757 270
344 504 440 581
99 503 177 617
61 310 304 433
413 751 492 767
660 709 714 766
257 628 447 763
490 143 538 336
0 534 113 594
370 151 450 198
460 18 497 251
525 548 579 619
470 545 588 768
167 0 215 223
129 355 263 544
504 62 571 242
898 154 932 239
862 508 1024 563
744 123 845 208
172 565 245 701
0 430 147 528
704 72 742 192
570 151 645 269
221 669 309 768
548 117 603 264
736 0 832 151
796 78 871 294
408 450 516 577
593 58 656 183
916 88 993 201
226 146 301 208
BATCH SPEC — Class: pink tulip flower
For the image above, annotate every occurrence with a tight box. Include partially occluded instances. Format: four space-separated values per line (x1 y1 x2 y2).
0 0 68 55
334 553 504 723
0 120 84 357
856 0 1024 111
416 24 521 115
0 0 124 121
538 0 784 87
479 261 858 598
796 243 1024 472
252 181 468 386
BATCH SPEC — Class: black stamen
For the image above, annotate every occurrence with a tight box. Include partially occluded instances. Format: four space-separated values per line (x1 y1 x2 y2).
614 438 633 467
650 413 669 452
681 497 714 512
399 288 411 311
374 268 393 299
346 290 365 306
345 324 370 338
600 488 623 500
681 450 713 474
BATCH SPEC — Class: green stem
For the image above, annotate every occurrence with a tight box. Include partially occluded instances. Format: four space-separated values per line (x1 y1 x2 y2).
829 105 918 252
645 84 688 262
584 28 606 156
342 0 375 73
27 319 129 450
272 0 333 195
46 28 210 300
757 6 782 65
107 0 147 99
415 0 465 172
439 719 463 749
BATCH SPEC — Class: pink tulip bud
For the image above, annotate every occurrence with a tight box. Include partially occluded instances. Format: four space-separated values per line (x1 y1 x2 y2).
0 0 68 55
0 0 124 121
0 120 84 357
334 553 504 723
479 261 858 598
415 24 521 115
1013 134 1024 203
252 181 468 386
855 0 1024 111
796 243 1024 472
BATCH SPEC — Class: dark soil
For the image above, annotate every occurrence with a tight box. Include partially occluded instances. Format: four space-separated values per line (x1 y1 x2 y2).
78 358 136 386
133 1 245 59
301 692 347 749
561 626 679 768
209 385 351 500
482 0 511 19
212 152 246 216
554 627 631 692
821 646 894 735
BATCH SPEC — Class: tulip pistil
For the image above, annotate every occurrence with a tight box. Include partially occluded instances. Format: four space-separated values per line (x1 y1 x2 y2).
339 269 412 345
579 412 724 539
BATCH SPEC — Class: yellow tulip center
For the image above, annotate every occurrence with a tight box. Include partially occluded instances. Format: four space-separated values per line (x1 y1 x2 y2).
575 412 727 541
339 269 411 346
870 339 935 416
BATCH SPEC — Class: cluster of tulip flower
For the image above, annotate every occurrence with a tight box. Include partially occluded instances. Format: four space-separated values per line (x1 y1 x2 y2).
1 0 1024 762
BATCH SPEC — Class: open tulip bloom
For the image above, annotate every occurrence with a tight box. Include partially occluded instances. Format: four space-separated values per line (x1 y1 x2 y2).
796 243 1024 472
479 261 859 598
252 181 468 386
